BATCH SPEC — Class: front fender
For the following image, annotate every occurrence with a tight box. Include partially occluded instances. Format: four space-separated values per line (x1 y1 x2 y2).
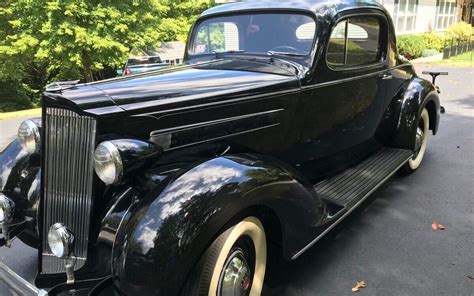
0 139 40 245
376 77 439 150
112 154 323 295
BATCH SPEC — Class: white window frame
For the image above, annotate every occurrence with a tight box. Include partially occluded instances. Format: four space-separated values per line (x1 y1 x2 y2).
393 0 419 33
436 0 457 31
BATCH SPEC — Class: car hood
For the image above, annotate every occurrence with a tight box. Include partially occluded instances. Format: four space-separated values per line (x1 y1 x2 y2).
45 59 300 116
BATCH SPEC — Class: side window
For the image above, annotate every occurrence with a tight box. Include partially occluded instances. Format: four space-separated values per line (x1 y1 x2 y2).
327 16 383 68
327 21 347 65
193 22 240 54
347 17 381 66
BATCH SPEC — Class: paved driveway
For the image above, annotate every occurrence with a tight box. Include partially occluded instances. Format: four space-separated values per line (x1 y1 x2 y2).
0 64 473 295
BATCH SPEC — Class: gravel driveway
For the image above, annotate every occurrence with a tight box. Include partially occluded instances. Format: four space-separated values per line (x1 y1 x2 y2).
0 64 473 295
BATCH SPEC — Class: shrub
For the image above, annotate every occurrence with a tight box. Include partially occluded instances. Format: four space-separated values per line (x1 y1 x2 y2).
0 80 37 112
397 34 427 59
446 22 473 41
421 32 446 52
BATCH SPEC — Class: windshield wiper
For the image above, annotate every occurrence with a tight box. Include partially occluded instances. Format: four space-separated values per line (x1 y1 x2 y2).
267 51 306 58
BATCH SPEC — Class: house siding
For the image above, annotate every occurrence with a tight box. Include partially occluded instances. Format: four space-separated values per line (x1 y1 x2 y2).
414 0 438 33
216 0 466 35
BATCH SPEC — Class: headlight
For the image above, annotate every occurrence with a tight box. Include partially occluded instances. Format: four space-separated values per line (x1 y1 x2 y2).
18 119 40 154
94 141 123 185
47 223 74 258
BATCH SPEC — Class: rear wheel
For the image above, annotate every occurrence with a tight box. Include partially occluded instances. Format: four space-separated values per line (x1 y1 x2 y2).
400 108 429 174
182 217 267 296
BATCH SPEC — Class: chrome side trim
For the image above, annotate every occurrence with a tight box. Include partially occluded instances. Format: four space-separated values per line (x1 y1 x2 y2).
166 123 280 151
149 109 284 135
131 89 299 119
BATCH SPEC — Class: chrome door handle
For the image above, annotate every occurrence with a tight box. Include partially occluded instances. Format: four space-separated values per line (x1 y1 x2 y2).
378 73 393 80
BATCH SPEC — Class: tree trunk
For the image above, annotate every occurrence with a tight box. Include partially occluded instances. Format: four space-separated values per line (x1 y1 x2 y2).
81 50 94 82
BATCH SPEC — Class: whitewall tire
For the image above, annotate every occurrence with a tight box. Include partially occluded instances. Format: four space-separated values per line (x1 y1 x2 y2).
402 108 430 174
182 217 267 296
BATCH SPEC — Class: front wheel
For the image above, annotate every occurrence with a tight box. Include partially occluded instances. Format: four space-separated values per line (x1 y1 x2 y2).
400 108 430 174
182 217 267 296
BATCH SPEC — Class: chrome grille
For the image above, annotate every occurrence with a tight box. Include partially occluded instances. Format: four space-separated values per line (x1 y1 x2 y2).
42 108 96 273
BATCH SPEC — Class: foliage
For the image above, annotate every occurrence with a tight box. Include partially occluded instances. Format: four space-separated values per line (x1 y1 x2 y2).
0 80 36 112
0 0 215 112
397 34 427 60
446 22 473 41
421 32 446 52
159 0 215 42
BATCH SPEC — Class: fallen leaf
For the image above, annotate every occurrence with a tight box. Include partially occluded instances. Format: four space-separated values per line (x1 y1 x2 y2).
351 281 366 292
431 221 445 230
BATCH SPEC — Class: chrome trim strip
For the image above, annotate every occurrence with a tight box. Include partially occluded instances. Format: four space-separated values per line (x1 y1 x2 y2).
150 108 284 136
166 123 280 151
131 89 299 119
42 108 96 273
301 64 412 91
291 151 413 260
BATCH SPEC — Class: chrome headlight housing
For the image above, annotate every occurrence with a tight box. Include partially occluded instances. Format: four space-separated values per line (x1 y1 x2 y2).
47 223 74 258
94 141 123 185
18 119 41 154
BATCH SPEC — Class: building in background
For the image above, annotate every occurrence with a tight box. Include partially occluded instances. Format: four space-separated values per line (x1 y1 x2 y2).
157 41 186 65
378 0 469 33
215 0 473 34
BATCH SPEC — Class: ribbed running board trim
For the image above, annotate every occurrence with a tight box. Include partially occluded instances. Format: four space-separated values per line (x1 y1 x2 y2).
292 148 413 259
314 148 413 207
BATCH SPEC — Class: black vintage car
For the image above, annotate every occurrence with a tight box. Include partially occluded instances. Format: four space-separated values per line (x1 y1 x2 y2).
0 0 446 295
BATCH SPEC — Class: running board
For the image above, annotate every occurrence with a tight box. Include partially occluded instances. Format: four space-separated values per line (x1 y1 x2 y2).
292 148 413 259
314 148 413 207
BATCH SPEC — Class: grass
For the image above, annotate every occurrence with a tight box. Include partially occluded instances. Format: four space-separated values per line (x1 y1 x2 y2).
436 50 474 67
0 108 41 121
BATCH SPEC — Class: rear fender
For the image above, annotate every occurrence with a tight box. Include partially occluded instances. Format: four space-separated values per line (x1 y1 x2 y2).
112 154 323 295
376 77 439 150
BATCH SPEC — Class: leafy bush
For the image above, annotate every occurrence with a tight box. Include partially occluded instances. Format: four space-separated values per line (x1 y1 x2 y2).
421 32 446 52
446 22 473 41
0 80 38 112
397 34 427 59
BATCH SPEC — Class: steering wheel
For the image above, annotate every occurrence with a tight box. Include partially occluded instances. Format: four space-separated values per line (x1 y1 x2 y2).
269 46 305 55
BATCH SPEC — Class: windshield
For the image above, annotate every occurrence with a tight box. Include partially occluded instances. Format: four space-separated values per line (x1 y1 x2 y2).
189 13 316 58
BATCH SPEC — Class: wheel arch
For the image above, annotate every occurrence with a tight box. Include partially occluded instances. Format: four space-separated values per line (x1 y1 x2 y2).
376 77 439 150
423 98 440 135
111 154 323 296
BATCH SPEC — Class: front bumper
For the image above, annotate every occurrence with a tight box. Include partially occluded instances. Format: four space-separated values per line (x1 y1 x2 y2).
0 260 113 296
0 261 45 296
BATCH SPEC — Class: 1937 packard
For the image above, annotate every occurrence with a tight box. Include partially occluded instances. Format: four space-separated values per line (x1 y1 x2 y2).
0 0 446 295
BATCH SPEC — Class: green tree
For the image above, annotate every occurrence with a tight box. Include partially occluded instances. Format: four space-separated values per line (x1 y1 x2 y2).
0 0 215 111
158 0 215 42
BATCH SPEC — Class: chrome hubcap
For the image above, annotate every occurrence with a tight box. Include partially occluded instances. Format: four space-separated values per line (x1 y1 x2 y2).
218 250 252 296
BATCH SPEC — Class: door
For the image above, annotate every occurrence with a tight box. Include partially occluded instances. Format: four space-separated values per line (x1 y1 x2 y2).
297 14 389 181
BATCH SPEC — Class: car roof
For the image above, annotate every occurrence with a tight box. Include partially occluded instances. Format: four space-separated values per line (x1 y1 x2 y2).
201 0 383 18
